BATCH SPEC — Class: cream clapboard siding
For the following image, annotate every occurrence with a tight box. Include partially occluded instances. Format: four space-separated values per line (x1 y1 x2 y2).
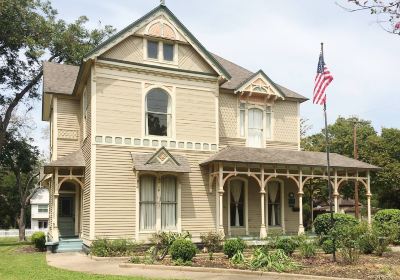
94 144 216 239
175 87 216 143
266 141 298 151
222 177 299 236
95 64 218 143
219 137 245 149
219 92 237 138
100 35 215 75
56 98 81 158
81 88 91 242
273 100 299 145
96 77 142 136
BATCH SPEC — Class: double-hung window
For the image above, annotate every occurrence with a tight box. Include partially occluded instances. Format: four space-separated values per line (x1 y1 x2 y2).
140 175 177 231
147 40 175 62
145 88 171 137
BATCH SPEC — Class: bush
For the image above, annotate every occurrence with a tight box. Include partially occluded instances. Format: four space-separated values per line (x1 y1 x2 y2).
275 237 298 256
90 238 137 257
332 224 362 264
374 209 400 244
200 231 223 260
300 241 317 258
31 231 46 251
169 238 197 261
321 239 335 254
314 213 358 236
223 238 246 258
358 222 377 255
150 231 191 260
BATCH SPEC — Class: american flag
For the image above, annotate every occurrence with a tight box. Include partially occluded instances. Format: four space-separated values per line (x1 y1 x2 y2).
313 50 333 105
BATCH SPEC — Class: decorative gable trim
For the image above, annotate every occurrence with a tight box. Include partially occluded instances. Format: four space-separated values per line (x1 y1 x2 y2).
234 70 286 100
146 146 180 166
84 5 231 80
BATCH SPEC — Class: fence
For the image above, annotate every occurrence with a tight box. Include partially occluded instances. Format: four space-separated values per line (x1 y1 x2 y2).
0 229 48 237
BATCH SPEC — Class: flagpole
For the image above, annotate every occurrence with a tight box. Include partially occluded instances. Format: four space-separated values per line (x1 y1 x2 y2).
321 42 336 262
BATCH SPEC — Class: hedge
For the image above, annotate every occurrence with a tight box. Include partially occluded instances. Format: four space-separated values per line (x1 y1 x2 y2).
314 213 358 236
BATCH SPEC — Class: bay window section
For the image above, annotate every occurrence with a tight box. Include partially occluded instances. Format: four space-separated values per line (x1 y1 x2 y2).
140 176 156 230
248 108 263 148
161 176 177 230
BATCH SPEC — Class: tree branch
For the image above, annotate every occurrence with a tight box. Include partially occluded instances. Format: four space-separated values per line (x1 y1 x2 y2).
24 172 40 206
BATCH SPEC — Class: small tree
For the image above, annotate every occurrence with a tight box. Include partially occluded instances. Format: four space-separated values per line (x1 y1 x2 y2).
0 134 40 241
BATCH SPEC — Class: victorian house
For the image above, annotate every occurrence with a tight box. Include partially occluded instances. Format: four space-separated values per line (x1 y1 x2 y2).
41 3 378 251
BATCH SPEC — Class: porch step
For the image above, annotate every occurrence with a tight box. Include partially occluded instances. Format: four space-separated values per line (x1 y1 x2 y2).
56 238 83 253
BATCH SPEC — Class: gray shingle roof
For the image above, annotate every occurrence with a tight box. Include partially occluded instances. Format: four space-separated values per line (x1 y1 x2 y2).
44 149 85 174
212 54 308 102
131 151 191 173
201 146 379 170
43 62 79 95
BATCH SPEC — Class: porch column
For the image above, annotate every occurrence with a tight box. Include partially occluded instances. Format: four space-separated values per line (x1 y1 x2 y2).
334 170 339 213
367 171 372 225
53 168 59 241
333 194 339 213
298 192 305 234
218 163 225 236
298 170 304 234
260 190 267 238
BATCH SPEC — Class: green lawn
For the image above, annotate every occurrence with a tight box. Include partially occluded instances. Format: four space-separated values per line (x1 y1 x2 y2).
0 237 153 280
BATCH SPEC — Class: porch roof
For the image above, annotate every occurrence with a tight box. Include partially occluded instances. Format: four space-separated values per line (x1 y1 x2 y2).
131 149 191 173
201 146 379 171
43 149 85 174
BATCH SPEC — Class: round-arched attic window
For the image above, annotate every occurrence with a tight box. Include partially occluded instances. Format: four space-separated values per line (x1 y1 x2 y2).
147 21 176 40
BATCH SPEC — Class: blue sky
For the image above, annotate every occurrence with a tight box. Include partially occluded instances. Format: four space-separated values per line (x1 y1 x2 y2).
32 0 400 153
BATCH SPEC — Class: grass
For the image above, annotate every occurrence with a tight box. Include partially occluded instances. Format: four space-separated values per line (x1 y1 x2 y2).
0 237 156 280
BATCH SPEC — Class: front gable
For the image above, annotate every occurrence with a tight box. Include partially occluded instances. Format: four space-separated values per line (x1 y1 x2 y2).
86 5 230 79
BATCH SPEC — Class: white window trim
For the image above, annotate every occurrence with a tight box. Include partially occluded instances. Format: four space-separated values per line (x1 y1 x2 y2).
227 177 249 236
143 38 179 66
143 85 176 139
137 173 181 234
237 101 274 146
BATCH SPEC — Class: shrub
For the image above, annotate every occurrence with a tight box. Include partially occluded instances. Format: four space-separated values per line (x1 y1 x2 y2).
249 248 299 272
169 238 197 262
314 213 358 236
358 222 377 255
372 222 396 256
150 231 191 260
299 241 317 259
90 238 137 257
223 238 246 258
332 224 361 264
275 237 298 256
374 209 400 244
200 231 223 260
31 231 46 251
321 239 335 254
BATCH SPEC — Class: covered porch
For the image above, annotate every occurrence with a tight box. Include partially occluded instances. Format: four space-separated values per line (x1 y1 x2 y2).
201 146 379 238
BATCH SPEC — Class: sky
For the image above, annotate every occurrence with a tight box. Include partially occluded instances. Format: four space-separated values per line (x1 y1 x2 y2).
32 0 400 153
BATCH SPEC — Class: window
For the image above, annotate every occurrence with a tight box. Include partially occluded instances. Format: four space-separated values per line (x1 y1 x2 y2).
140 176 156 230
163 43 174 61
161 176 177 230
265 106 272 139
38 204 48 213
268 181 281 226
140 175 178 231
147 40 159 59
239 103 245 137
146 88 171 136
230 180 244 227
38 220 48 229
248 108 263 148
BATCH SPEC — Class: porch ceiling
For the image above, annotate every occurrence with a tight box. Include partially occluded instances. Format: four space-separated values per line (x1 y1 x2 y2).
201 146 379 171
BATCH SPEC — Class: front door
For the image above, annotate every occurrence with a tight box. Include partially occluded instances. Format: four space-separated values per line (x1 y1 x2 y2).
58 196 75 237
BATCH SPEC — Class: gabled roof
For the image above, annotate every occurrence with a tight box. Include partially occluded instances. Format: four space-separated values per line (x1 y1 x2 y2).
43 62 79 95
131 147 191 173
84 4 231 80
201 146 380 170
212 54 308 102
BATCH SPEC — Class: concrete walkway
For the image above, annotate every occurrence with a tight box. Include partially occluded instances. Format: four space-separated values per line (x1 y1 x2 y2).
47 252 356 280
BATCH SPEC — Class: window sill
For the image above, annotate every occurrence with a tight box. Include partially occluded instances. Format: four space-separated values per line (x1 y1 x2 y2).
144 58 178 68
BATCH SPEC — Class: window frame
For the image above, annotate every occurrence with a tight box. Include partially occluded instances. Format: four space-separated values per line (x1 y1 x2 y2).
144 38 178 65
139 175 157 231
160 175 177 230
38 204 48 213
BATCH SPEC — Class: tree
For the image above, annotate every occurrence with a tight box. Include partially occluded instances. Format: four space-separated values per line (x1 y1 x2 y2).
339 0 400 35
0 134 40 241
0 0 115 150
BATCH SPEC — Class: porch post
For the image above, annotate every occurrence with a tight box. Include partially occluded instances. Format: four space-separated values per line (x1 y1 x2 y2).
367 171 372 225
260 166 267 238
218 163 225 236
334 170 339 213
53 168 60 241
298 169 305 234
333 194 339 213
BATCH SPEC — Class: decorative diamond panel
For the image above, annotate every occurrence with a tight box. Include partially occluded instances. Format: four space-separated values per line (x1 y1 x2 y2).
58 129 78 140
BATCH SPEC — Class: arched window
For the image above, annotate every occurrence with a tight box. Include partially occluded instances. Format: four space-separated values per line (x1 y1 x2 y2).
145 88 171 136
